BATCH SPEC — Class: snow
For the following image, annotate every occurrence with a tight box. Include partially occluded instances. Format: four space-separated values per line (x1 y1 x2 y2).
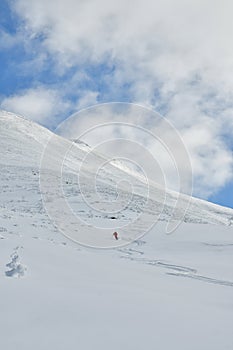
0 110 233 349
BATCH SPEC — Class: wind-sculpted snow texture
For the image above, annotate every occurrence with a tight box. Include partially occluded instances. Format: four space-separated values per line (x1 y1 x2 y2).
5 246 26 278
0 111 233 350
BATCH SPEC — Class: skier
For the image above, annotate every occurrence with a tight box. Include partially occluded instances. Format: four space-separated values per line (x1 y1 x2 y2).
113 231 119 240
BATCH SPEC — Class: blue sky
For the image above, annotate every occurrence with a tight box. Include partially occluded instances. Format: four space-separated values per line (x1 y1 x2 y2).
0 0 233 208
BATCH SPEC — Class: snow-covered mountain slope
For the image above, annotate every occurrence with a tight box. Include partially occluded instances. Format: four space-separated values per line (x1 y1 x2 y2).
1 110 233 350
1 110 232 232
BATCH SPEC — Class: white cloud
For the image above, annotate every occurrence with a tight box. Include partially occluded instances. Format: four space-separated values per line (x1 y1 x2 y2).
5 0 233 198
0 87 70 127
74 91 99 110
0 29 20 50
12 1 233 83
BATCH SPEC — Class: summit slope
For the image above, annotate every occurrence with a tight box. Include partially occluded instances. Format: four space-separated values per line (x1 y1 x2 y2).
0 110 232 232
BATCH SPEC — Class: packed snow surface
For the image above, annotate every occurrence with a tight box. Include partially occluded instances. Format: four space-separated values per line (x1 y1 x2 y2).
0 111 233 350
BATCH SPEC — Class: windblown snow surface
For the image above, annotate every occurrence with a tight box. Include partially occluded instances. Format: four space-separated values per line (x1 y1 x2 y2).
0 110 233 350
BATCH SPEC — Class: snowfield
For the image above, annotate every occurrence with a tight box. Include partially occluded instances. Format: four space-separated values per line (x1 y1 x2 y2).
0 110 233 350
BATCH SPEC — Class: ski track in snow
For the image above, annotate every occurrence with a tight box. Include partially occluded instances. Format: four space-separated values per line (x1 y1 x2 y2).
167 272 233 287
118 246 233 288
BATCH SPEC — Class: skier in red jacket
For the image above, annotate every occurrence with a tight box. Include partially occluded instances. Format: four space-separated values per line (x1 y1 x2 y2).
113 231 119 240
